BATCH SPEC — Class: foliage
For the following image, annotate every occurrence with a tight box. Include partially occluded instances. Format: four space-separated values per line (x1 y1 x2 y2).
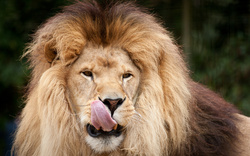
189 0 250 115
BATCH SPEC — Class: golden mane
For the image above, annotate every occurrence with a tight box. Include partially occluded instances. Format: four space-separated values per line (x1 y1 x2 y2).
13 1 250 156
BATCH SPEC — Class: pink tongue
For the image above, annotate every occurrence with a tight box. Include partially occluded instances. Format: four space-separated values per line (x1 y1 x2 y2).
91 100 117 132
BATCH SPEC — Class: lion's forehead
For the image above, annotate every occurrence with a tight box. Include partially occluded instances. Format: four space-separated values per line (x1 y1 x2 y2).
74 46 135 72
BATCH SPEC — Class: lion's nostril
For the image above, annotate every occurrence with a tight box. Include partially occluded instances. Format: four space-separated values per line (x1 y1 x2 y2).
117 98 125 107
101 97 126 116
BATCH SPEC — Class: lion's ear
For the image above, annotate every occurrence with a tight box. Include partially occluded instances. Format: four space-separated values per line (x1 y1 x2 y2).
44 41 83 65
44 42 58 63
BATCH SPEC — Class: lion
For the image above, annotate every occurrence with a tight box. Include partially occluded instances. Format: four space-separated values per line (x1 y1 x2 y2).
13 1 250 156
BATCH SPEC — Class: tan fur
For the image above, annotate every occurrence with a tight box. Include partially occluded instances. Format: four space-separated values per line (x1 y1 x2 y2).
235 114 250 156
13 1 250 156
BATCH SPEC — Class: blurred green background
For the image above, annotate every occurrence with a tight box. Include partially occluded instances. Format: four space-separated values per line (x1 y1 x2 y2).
0 0 249 155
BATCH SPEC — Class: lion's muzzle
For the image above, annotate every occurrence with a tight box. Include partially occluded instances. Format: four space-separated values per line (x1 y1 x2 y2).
88 100 124 137
91 100 117 131
87 124 123 137
101 97 126 116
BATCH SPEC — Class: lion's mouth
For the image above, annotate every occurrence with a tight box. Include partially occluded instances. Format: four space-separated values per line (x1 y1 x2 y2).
87 124 123 137
88 100 124 137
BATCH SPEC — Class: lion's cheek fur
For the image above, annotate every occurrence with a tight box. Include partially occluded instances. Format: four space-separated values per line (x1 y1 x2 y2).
22 65 86 155
119 71 168 155
122 101 168 155
13 93 42 155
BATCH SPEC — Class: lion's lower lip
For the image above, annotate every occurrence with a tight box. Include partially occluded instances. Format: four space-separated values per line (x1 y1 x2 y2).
87 124 123 137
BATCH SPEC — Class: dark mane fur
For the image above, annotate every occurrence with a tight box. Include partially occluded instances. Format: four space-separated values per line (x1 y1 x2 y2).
187 82 240 156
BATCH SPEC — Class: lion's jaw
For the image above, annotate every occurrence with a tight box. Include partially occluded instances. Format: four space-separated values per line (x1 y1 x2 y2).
67 45 141 153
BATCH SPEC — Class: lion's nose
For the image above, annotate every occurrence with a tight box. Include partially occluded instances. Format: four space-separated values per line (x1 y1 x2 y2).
100 97 126 116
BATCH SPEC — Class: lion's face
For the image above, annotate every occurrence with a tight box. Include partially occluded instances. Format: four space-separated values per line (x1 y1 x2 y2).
67 45 141 152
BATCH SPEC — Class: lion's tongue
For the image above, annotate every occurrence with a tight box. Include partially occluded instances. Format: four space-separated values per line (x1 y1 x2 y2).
91 100 117 132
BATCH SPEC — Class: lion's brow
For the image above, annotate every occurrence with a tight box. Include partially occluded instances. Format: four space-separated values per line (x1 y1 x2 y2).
95 56 118 68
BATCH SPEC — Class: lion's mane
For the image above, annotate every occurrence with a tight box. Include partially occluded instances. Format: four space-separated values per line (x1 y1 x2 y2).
13 1 241 156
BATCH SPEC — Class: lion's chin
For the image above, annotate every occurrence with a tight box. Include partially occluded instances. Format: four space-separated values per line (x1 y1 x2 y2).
85 124 124 153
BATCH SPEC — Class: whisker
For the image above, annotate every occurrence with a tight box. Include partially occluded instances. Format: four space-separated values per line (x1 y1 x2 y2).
129 111 145 124
135 106 150 112
75 104 89 107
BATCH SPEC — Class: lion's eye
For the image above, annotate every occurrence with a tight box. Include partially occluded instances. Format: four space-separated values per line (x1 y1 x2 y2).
122 73 132 79
82 71 93 78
